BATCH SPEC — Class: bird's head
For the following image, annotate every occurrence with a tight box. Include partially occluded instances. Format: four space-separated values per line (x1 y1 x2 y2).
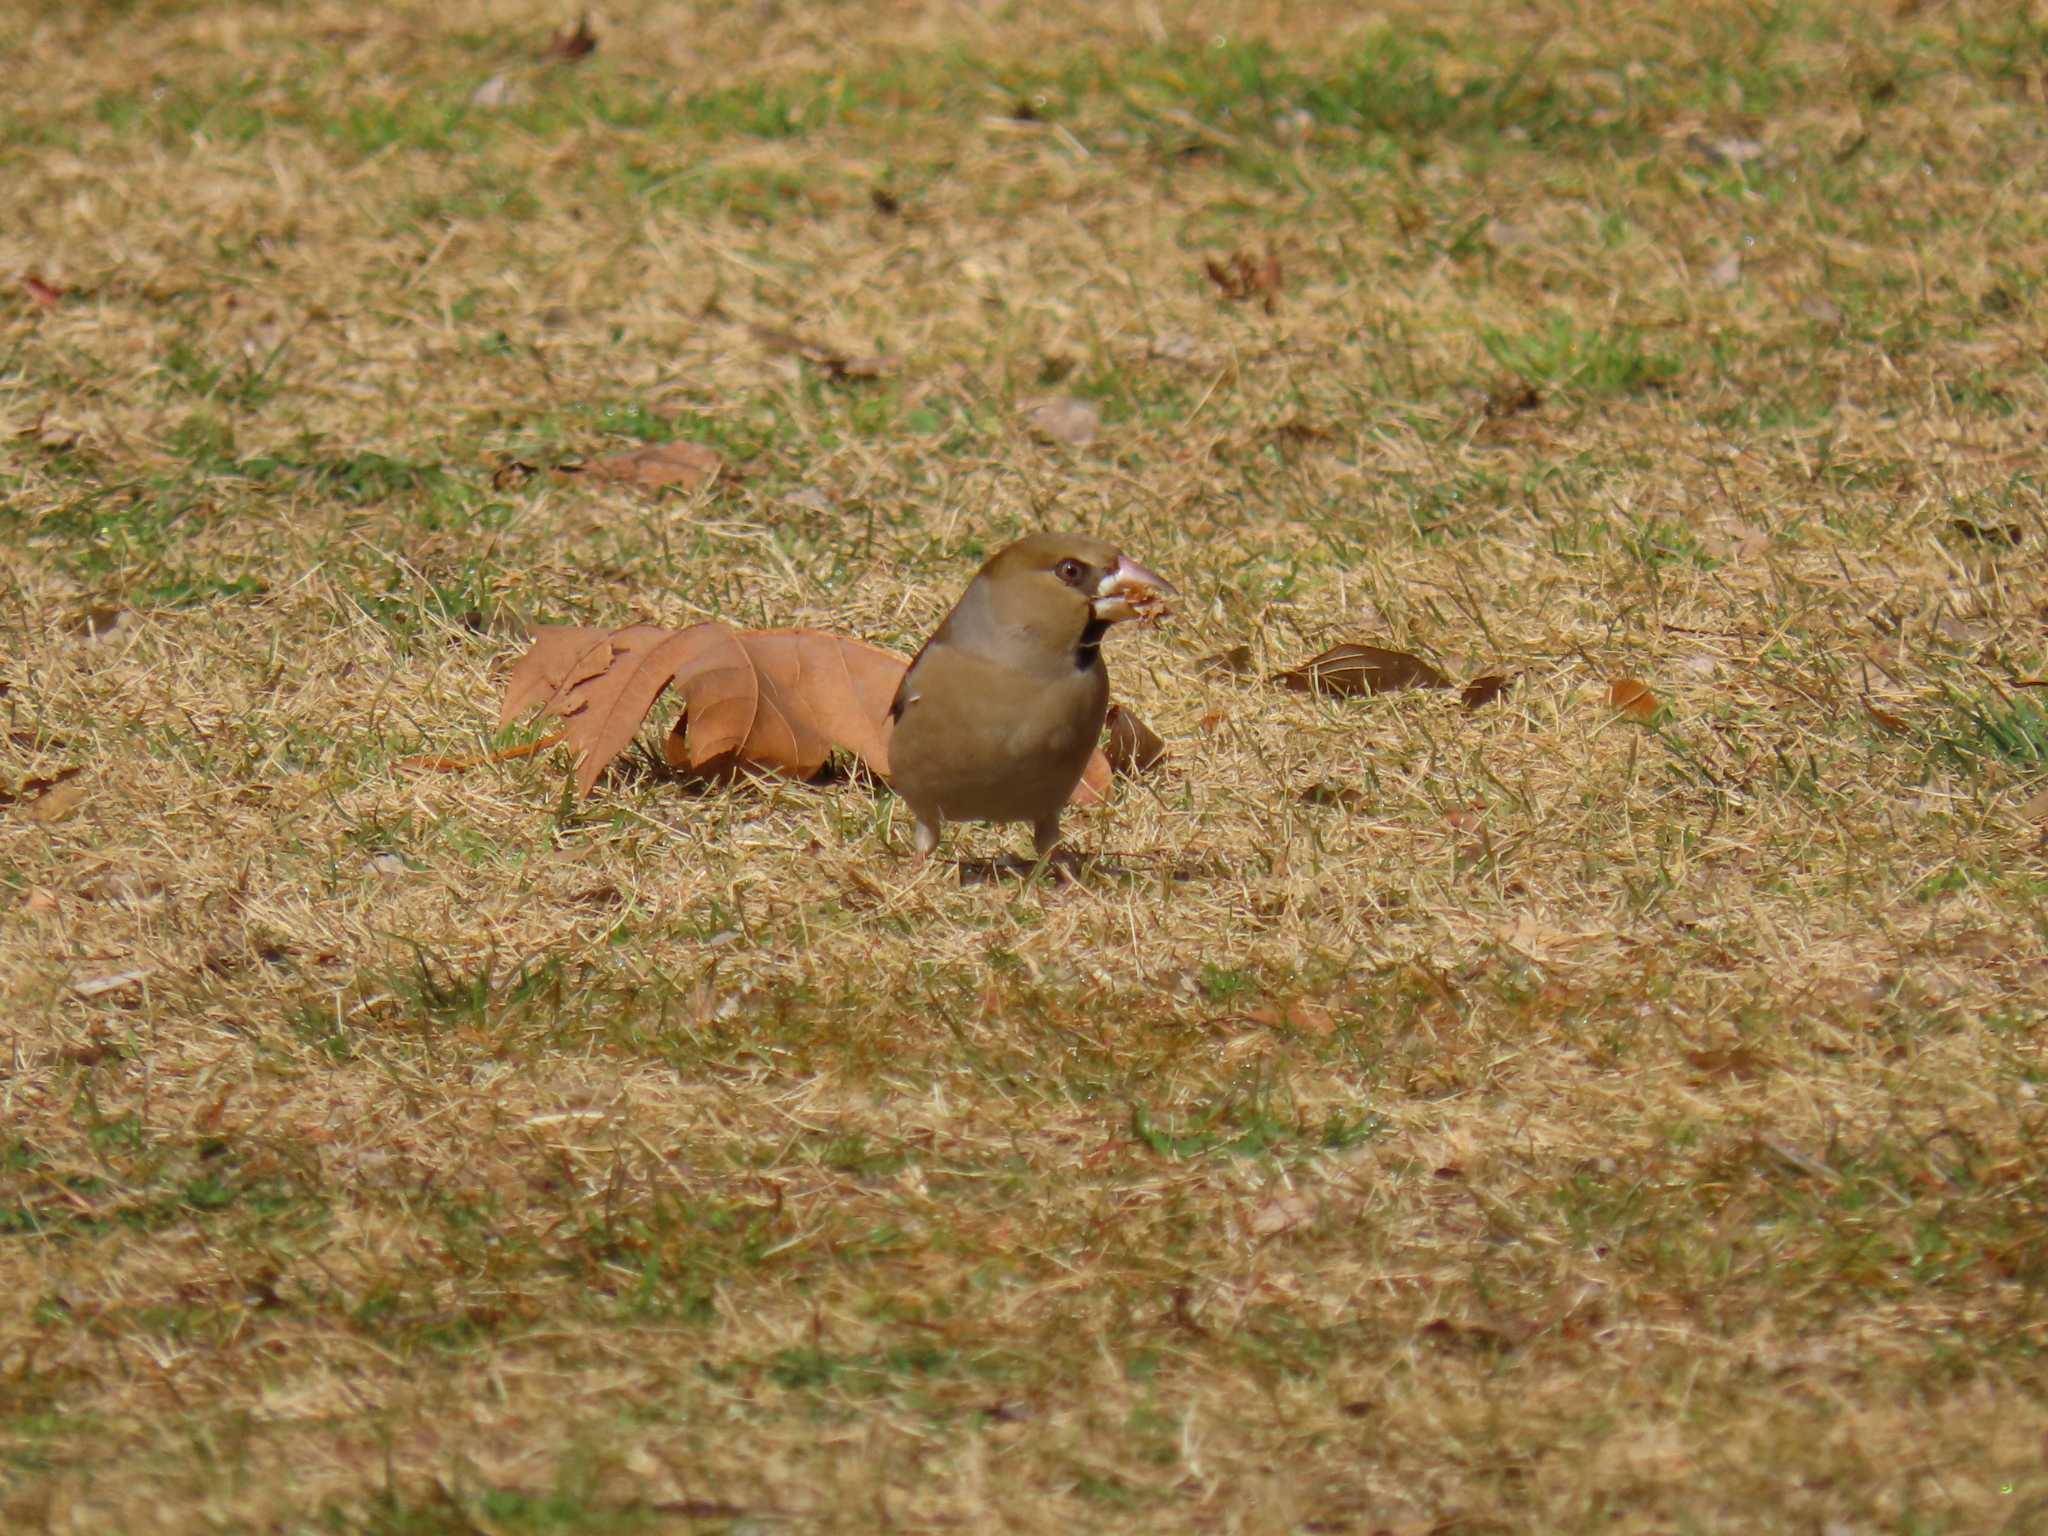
961 532 1178 670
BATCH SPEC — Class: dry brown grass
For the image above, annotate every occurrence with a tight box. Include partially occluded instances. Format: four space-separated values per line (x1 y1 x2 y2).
4 1 2048 1531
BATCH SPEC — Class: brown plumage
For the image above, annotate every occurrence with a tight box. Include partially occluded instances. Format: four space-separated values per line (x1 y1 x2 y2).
887 532 1176 862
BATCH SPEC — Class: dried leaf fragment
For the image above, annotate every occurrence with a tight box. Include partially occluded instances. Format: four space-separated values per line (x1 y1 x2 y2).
1800 293 1844 327
1484 382 1542 418
1019 395 1100 449
1103 704 1166 775
1691 132 1765 166
1147 331 1209 366
1609 677 1658 720
748 324 898 381
1684 1046 1768 1081
1460 673 1513 711
1863 698 1911 735
1198 645 1256 677
11 767 90 825
543 14 596 60
2019 786 2048 824
73 966 150 999
1072 750 1112 806
1280 999 1335 1036
471 73 528 109
1419 1315 1528 1353
1203 246 1282 313
0 765 82 810
66 606 129 641
1275 644 1450 697
580 439 723 492
26 781 89 824
22 274 66 309
1265 417 1332 446
1297 782 1366 810
1950 518 2023 546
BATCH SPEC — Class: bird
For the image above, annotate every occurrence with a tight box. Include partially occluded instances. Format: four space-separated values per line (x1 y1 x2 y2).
887 532 1177 865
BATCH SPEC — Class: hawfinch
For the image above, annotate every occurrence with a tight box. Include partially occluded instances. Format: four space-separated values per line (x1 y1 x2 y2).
888 533 1176 862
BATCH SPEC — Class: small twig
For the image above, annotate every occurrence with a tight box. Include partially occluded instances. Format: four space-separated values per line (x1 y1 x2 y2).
398 731 567 774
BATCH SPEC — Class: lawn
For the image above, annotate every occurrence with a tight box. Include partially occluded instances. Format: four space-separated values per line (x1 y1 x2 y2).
3 1 2047 1531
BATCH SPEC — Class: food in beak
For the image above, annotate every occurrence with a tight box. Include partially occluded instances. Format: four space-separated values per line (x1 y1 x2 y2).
1091 556 1179 623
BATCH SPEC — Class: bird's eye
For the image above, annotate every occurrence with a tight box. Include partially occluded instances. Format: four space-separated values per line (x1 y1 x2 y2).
1054 558 1086 586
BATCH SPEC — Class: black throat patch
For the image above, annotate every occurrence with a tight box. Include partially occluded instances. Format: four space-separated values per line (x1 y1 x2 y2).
1075 617 1107 670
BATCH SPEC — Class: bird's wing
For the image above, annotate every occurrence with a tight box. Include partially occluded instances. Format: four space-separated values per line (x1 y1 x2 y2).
889 608 961 722
887 639 928 722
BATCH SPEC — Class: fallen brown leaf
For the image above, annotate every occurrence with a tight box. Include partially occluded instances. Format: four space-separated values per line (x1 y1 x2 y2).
1103 703 1167 774
22 274 65 309
1460 673 1513 711
576 439 723 492
497 622 1113 802
1609 677 1658 720
1275 644 1450 697
1864 698 1911 735
689 628 909 777
1019 395 1100 449
504 624 788 793
1072 750 1111 807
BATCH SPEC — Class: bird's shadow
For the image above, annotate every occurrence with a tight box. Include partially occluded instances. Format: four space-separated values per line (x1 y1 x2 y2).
953 852 1228 887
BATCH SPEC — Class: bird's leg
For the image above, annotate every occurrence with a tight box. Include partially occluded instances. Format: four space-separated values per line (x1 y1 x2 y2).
1031 815 1064 861
913 814 942 863
1030 815 1083 880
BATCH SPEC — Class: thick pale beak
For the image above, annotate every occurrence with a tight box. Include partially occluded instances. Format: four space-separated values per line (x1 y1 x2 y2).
1091 555 1179 623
